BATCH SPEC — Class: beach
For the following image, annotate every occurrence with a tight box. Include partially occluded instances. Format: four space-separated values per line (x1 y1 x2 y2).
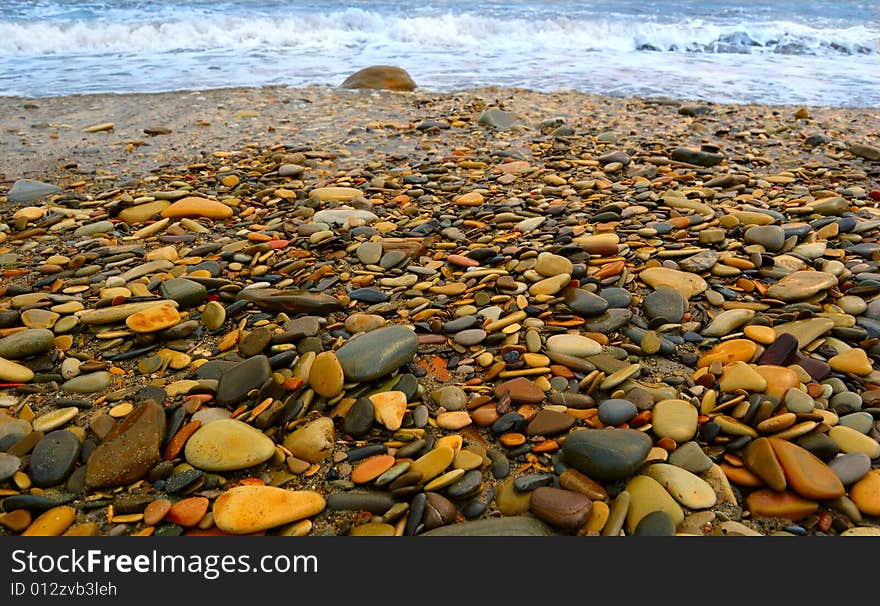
1 80 880 537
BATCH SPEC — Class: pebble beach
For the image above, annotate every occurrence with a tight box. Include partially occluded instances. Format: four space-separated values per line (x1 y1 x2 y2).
1 80 880 537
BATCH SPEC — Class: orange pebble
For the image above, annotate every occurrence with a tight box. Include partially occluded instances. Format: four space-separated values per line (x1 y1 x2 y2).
163 420 201 460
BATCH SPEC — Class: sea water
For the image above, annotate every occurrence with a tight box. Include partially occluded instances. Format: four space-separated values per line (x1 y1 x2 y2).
1 0 877 106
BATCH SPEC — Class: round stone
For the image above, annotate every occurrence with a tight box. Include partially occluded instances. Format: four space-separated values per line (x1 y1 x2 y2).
597 399 638 426
184 419 276 471
528 486 592 531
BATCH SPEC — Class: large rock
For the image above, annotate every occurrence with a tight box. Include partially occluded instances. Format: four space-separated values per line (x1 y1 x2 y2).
340 65 417 91
85 400 165 488
562 428 652 481
335 325 418 382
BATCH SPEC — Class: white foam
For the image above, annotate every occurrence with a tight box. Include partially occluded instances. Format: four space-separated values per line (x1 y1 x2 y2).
2 10 876 56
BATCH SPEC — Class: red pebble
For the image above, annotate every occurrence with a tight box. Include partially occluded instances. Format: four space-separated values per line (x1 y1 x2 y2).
869 190 880 201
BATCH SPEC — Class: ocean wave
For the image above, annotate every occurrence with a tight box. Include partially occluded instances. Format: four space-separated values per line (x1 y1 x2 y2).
1 9 876 56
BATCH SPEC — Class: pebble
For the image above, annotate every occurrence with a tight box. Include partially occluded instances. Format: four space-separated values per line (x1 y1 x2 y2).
562 428 652 481
185 418 276 471
212 486 325 534
85 400 165 488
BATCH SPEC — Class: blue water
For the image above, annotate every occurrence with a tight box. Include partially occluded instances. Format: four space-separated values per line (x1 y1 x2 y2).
1 1 877 106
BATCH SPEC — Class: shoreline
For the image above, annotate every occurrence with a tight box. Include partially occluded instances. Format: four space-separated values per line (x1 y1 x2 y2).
2 84 879 184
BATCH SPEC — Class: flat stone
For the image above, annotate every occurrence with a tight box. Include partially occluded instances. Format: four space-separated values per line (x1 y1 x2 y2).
767 271 838 301
8 179 62 203
746 489 818 521
20 309 59 330
828 426 880 458
32 407 78 433
651 399 698 442
336 325 418 382
755 365 799 399
313 207 378 226
325 491 394 514
126 305 181 333
529 273 571 297
525 408 575 436
21 506 76 536
495 377 545 404
678 250 719 273
702 309 755 337
644 463 716 509
79 300 179 325
356 242 383 265
215 355 272 406
431 385 468 411
119 200 171 224
410 446 454 482
62 371 111 393
698 339 757 368
351 454 396 484
575 233 619 255
529 487 592 531
828 348 873 376
0 329 55 359
829 453 872 485
625 474 684 534
546 334 602 357
562 428 652 481
0 357 34 382
339 65 417 91
185 418 276 471
719 362 768 393
282 416 335 463
639 267 707 299
743 437 787 491
768 437 844 500
774 318 836 349
213 486 325 534
85 400 165 488
160 196 233 219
